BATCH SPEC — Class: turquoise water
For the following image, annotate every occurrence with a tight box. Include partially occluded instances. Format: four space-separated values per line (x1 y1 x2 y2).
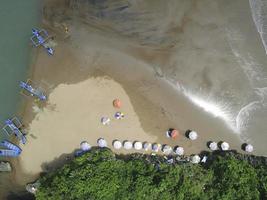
0 1 39 141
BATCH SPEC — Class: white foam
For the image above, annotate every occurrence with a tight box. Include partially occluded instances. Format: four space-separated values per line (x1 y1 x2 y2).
164 77 267 137
249 0 267 54
235 101 260 133
164 78 238 133
182 89 238 133
225 27 265 84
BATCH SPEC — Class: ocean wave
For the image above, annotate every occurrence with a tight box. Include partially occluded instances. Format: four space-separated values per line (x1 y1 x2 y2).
255 87 267 105
225 27 265 84
164 76 267 138
165 78 238 133
235 101 261 133
249 0 267 54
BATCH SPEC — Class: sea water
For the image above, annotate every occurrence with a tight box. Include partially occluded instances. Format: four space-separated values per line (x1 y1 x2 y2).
0 1 39 139
0 0 39 198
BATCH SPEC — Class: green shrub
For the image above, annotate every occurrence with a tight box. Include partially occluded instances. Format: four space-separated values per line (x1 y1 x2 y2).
36 150 267 200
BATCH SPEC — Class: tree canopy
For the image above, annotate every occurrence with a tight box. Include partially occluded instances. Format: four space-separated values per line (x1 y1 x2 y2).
35 148 267 200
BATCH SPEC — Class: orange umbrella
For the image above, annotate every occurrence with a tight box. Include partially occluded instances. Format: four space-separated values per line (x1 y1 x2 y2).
113 99 122 108
170 129 179 138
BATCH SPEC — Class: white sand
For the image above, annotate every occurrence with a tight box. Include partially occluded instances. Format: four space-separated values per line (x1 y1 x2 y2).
19 77 156 175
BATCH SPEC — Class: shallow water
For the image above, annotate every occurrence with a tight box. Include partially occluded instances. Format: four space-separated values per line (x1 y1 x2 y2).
0 0 39 199
0 1 39 138
161 0 267 154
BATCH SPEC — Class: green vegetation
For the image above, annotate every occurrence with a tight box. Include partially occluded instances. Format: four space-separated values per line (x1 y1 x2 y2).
36 148 267 200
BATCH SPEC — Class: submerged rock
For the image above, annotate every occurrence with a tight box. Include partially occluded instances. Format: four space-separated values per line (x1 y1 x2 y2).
0 161 12 172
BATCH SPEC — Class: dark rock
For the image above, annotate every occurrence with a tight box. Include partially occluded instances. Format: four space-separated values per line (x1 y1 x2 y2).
0 161 12 172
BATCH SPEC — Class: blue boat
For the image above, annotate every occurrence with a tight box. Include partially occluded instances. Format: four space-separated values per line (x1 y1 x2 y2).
3 118 26 145
0 140 21 157
31 28 45 45
0 140 21 153
31 28 54 55
0 149 20 157
19 81 46 101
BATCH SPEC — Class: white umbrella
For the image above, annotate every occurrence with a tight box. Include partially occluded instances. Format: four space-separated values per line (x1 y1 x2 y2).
221 142 230 151
101 117 110 125
191 155 201 164
80 141 91 151
189 131 198 140
113 140 122 149
175 147 184 155
209 142 218 151
97 138 107 147
123 141 133 150
245 144 254 153
162 145 172 154
143 142 151 151
152 143 161 152
166 130 170 138
134 141 142 150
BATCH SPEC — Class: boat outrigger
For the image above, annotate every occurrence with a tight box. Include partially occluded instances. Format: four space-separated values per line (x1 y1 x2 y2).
2 117 26 145
31 28 54 55
20 80 47 101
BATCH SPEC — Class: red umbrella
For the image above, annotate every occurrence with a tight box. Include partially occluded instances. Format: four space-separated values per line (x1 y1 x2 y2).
113 99 122 108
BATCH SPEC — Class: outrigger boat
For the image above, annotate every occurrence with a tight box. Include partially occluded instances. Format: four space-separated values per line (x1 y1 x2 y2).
0 140 21 157
20 80 47 101
31 28 54 55
2 117 26 145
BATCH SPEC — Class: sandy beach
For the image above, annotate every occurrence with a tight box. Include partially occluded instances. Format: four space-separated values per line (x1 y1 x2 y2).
15 23 240 183
11 0 267 188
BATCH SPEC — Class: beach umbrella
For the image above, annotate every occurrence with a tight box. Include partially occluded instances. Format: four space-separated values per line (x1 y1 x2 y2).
221 142 230 151
113 99 122 108
209 142 218 151
123 141 133 150
101 117 110 125
80 141 91 151
152 143 161 152
245 144 254 153
162 145 172 154
97 138 107 148
134 141 143 150
143 142 151 151
175 146 184 155
191 155 201 164
113 140 122 149
189 131 198 140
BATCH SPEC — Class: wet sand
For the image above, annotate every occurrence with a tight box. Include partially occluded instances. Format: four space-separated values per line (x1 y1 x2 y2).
13 0 266 188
